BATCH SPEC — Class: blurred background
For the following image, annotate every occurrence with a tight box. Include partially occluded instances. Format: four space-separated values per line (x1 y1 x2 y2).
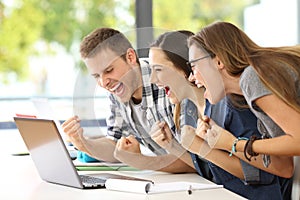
0 1 300 198
1 0 299 123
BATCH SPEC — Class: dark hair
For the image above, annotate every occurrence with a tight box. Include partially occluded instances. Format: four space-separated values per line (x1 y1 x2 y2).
150 30 194 78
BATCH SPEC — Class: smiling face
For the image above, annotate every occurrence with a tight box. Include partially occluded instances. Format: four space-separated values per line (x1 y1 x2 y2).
149 48 190 104
84 48 142 103
188 44 225 104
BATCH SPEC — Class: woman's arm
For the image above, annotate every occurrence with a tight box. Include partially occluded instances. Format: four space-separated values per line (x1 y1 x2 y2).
114 135 195 173
192 120 294 178
239 94 300 156
180 125 244 179
150 121 196 169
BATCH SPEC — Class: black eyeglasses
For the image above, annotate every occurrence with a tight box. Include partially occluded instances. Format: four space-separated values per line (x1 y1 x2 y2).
186 55 211 67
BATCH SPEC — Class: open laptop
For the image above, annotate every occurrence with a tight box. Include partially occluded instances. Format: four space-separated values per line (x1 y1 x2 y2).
14 117 151 189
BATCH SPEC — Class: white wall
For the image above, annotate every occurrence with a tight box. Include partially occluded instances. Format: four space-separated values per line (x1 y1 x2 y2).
244 0 299 46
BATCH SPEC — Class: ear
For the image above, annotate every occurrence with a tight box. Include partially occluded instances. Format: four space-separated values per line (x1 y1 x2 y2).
126 48 138 64
215 56 225 70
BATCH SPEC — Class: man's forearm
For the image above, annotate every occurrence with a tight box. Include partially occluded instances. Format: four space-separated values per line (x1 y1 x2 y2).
166 140 196 169
82 137 119 163
114 150 195 173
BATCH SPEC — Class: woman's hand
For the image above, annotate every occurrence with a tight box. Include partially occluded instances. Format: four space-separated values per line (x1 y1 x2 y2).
150 121 173 150
196 116 236 151
181 125 211 158
195 116 210 140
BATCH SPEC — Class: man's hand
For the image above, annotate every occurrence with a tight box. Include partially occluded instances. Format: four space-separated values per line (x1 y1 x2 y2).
115 135 141 154
61 116 88 152
114 135 142 164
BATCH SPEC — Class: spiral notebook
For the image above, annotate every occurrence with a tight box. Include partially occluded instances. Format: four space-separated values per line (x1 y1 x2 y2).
105 179 223 194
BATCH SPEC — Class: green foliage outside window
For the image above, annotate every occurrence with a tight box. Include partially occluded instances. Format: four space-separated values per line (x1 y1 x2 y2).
0 0 257 83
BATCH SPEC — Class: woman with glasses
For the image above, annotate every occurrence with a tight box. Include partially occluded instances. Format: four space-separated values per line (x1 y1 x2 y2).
148 30 292 199
188 21 300 165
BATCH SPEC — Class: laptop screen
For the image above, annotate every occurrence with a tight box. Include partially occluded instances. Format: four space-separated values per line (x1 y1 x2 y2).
14 117 84 188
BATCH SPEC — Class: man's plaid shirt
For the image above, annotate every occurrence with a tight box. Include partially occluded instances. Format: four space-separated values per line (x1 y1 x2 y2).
106 60 177 155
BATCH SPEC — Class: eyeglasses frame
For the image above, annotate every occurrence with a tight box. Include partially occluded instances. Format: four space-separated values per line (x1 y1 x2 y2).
186 55 211 67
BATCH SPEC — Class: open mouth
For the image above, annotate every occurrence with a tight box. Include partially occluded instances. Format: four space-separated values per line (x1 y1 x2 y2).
164 86 170 96
109 82 121 92
195 80 204 88
109 82 124 96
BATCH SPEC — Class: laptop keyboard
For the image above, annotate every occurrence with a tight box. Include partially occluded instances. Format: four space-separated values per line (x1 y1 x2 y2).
80 175 106 188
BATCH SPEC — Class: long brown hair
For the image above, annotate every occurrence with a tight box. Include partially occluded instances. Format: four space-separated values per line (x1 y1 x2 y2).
189 21 300 113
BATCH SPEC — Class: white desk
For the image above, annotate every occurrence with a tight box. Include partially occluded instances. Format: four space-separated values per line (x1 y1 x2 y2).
0 130 246 200
0 155 246 200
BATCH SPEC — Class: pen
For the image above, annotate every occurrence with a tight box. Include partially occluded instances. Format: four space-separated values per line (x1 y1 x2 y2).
188 185 192 195
11 152 30 156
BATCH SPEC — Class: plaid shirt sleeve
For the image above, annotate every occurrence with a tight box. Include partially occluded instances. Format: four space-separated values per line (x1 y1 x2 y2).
141 61 177 137
106 93 130 140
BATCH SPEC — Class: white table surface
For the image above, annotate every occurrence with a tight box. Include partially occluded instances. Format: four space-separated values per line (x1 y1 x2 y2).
0 129 246 200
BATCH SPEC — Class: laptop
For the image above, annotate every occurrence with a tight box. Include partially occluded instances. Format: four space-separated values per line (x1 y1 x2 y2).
13 117 151 189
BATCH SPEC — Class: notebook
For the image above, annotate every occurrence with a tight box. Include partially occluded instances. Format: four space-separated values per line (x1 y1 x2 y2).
13 117 151 189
